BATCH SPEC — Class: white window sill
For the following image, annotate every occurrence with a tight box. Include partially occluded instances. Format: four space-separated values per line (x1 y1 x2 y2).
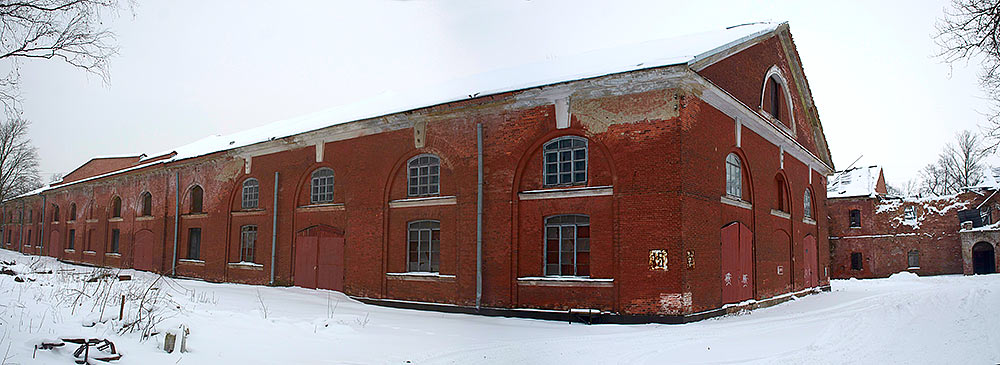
181 213 208 219
231 209 267 216
135 216 155 221
296 203 345 212
105 252 121 257
386 272 456 282
516 276 614 288
803 217 817 225
518 186 613 200
83 251 97 255
388 196 456 208
228 262 263 271
179 259 205 266
64 249 75 253
108 218 124 222
907 267 920 270
770 209 791 219
720 196 752 210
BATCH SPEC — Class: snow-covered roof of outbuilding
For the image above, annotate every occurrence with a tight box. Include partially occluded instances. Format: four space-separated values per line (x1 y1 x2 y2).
828 165 884 199
142 22 782 163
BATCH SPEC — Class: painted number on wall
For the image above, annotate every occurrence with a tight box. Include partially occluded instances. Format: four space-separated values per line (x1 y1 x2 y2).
649 250 668 271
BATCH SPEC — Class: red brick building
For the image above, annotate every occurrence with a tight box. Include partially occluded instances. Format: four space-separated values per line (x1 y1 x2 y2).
827 166 1000 278
0 23 834 323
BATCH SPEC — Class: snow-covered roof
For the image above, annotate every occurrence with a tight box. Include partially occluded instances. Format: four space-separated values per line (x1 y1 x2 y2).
828 165 883 199
970 167 1000 190
143 22 781 163
18 22 784 197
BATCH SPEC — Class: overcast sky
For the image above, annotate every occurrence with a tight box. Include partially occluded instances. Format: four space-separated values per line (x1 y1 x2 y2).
18 0 987 187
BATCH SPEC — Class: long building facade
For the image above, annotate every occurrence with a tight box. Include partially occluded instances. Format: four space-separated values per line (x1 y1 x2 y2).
0 23 835 322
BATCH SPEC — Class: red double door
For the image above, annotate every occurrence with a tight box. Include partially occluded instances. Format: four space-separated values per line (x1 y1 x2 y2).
803 235 818 288
721 222 754 304
294 226 345 292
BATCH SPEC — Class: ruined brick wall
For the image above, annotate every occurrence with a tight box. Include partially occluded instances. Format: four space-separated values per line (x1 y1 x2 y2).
828 193 977 278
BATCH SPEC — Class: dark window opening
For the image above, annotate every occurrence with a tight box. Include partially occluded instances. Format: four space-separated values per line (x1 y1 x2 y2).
850 252 863 270
849 209 861 228
407 220 440 272
908 250 919 269
188 228 201 260
140 192 152 216
240 225 257 263
110 229 120 253
769 76 782 120
544 214 591 276
52 205 59 222
68 229 75 250
190 186 204 213
69 203 76 221
112 197 122 218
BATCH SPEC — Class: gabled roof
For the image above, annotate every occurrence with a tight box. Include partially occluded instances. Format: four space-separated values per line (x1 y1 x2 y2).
27 22 789 196
828 165 884 199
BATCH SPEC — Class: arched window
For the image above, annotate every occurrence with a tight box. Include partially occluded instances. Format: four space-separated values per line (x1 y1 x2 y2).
804 188 813 219
907 250 920 269
140 192 152 216
111 196 122 218
725 153 742 198
768 75 782 120
407 155 440 197
543 136 587 187
241 179 259 209
69 203 77 221
310 168 335 203
407 220 440 272
544 214 590 277
190 185 204 213
51 205 60 222
776 176 788 212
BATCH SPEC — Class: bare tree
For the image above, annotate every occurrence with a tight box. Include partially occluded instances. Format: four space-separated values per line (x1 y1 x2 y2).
0 0 129 115
0 118 40 201
919 160 951 196
941 130 990 189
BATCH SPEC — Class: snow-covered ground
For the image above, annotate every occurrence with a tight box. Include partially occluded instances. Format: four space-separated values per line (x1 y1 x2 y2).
0 249 997 364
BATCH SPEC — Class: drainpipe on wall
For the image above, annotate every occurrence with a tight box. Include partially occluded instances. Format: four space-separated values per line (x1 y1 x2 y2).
476 123 484 310
40 194 45 251
270 171 279 285
172 171 179 276
18 200 24 252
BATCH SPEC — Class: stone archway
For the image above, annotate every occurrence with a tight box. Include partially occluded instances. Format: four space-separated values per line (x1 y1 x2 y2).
972 241 996 275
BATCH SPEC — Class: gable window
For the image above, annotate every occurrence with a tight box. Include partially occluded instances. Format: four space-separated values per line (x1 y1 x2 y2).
140 192 152 216
240 225 257 263
310 168 335 204
908 250 919 269
111 196 122 218
188 228 201 260
242 179 259 209
190 185 204 213
849 209 861 228
768 76 782 120
544 214 590 277
804 188 813 219
407 220 440 272
725 153 743 198
407 155 440 196
543 136 587 187
850 252 863 270
904 206 916 221
110 229 120 253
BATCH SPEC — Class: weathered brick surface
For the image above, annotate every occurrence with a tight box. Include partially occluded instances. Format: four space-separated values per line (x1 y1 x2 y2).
0 28 833 318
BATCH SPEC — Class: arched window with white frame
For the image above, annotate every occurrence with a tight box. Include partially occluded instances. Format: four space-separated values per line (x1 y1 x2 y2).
310 168 335 204
804 188 813 219
726 153 743 199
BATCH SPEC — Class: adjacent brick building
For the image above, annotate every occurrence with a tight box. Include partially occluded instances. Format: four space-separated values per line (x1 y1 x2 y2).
0 22 835 323
827 166 1000 278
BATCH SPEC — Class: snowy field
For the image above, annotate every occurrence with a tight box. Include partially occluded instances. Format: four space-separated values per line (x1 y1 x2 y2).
0 249 997 365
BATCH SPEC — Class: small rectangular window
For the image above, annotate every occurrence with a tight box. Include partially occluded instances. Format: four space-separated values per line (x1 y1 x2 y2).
850 252 863 270
240 225 257 263
908 250 919 269
110 229 120 253
68 229 76 250
849 209 861 228
188 228 201 260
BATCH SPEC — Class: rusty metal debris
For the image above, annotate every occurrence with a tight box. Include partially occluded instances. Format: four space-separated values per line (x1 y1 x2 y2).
35 338 122 363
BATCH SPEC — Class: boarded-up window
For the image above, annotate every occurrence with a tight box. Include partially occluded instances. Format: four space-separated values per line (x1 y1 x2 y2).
190 185 204 213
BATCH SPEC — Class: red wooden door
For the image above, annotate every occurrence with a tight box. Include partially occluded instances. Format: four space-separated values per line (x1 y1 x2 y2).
722 222 754 304
317 237 344 291
803 235 818 287
295 236 318 289
295 226 344 292
48 230 60 257
133 230 154 272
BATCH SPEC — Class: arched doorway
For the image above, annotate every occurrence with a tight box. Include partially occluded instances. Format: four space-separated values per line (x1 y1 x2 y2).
294 225 345 291
722 222 754 304
133 229 155 272
972 241 996 275
803 235 818 288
